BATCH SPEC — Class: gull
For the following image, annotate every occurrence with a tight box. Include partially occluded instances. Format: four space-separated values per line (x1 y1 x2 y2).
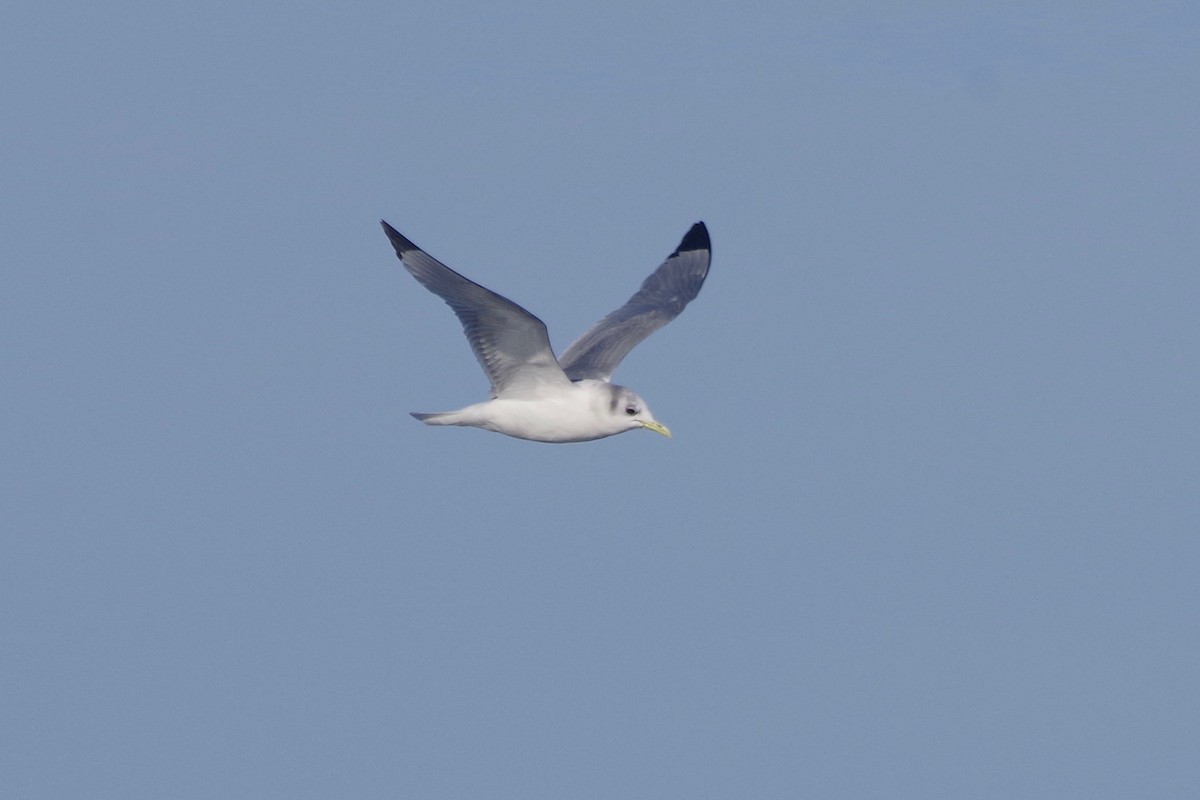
380 220 711 443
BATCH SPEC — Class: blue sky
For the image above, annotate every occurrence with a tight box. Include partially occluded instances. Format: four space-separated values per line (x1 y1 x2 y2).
3 2 1198 798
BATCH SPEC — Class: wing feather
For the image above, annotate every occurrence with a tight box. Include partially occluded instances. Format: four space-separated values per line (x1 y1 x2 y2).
381 220 570 398
560 222 711 382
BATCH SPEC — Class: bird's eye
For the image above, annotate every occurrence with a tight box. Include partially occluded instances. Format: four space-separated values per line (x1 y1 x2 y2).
625 406 637 416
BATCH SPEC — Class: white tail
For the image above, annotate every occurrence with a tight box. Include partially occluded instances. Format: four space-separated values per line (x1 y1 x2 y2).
410 411 462 426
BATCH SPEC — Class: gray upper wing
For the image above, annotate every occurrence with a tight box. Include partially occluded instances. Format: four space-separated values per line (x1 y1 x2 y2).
381 220 571 398
560 222 711 382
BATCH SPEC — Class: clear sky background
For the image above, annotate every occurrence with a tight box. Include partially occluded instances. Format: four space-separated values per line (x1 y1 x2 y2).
3 2 1198 798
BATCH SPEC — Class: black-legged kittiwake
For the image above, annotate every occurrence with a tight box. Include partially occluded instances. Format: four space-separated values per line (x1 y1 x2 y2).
380 220 711 443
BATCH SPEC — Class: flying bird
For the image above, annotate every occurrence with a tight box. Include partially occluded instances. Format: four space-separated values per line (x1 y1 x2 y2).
381 220 711 443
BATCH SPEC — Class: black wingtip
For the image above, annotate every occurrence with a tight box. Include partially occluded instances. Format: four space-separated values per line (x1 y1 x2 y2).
380 219 418 256
672 221 710 256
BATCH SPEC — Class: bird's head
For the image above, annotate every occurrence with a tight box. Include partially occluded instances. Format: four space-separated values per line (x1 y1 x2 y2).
609 385 671 438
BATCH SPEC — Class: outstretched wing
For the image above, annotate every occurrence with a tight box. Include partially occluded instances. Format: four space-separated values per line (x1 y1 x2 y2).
381 220 571 398
560 222 711 382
